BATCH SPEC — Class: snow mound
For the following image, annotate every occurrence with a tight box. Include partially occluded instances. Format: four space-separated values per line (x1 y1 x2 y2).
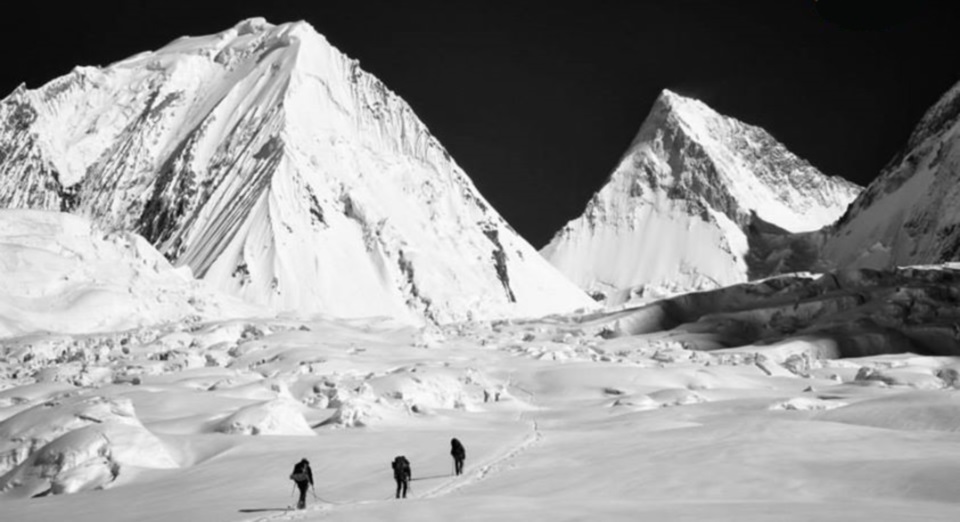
648 388 706 407
852 362 950 390
0 421 176 498
211 399 314 436
0 210 262 338
0 382 75 411
770 397 847 411
0 395 136 474
817 392 960 432
0 395 175 497
365 368 485 412
610 394 660 410
305 367 492 428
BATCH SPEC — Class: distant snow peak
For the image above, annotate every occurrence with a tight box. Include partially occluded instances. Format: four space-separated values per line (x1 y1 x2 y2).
542 90 862 301
234 17 272 35
0 19 595 323
654 88 710 122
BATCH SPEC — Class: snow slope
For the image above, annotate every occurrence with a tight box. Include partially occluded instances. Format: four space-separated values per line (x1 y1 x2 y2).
0 18 593 323
542 90 861 300
3 263 960 520
0 209 261 338
823 79 960 269
0 394 177 498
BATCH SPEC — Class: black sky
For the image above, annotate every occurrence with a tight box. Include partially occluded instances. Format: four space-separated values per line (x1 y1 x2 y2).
1 1 957 247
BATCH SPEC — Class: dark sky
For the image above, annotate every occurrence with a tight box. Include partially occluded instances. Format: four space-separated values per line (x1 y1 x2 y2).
1 1 957 247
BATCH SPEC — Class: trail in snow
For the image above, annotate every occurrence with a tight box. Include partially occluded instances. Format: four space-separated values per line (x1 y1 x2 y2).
237 378 545 521
417 418 542 500
237 492 347 522
417 375 544 499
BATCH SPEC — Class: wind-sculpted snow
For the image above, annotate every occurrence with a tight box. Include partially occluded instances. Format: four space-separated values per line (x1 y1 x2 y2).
2 264 960 518
0 395 132 475
211 398 315 436
0 210 262 337
0 395 177 498
824 79 960 270
0 18 593 323
542 90 861 301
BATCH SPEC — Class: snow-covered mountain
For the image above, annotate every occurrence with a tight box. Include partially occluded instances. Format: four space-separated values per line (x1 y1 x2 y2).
541 89 861 301
823 79 960 269
0 18 594 323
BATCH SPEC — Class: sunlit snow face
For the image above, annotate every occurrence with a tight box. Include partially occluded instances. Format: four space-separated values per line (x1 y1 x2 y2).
0 20 594 324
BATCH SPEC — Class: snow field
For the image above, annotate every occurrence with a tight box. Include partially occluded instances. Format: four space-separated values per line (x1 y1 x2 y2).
4 282 960 520
2 201 960 520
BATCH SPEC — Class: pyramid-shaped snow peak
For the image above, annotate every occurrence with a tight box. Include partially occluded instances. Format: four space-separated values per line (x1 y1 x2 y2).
541 89 862 301
822 79 960 270
0 18 594 323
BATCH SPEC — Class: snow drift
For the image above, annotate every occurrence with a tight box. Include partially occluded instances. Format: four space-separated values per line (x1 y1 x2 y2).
0 395 176 498
0 209 261 338
210 398 314 436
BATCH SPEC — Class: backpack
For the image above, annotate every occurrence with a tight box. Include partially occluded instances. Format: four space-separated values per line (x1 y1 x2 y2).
451 438 465 458
290 461 310 482
392 456 411 479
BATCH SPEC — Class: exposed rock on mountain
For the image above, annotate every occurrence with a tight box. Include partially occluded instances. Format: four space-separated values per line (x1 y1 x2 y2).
0 18 593 323
542 90 861 301
823 80 960 269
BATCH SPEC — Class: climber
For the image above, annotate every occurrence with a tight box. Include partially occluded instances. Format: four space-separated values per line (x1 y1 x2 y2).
451 438 466 475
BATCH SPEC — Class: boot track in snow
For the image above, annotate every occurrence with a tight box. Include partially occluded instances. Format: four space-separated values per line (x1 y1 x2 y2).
238 381 544 520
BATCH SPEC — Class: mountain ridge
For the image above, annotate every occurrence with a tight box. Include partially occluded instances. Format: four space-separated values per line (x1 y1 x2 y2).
0 17 596 323
542 88 862 301
823 77 960 270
